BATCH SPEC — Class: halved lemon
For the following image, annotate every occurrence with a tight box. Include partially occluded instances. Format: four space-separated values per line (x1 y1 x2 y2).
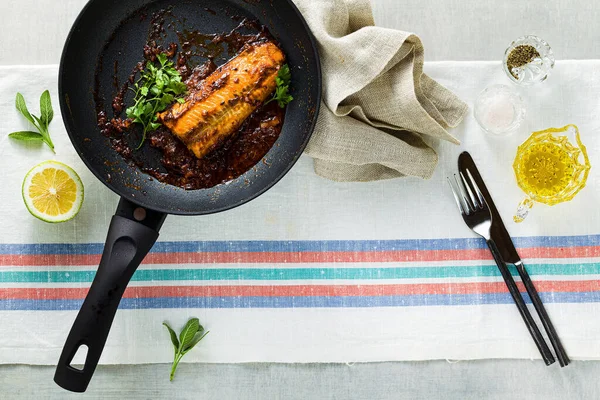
22 161 84 223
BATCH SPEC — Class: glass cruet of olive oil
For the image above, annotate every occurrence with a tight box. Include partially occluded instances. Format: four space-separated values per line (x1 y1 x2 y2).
513 124 591 223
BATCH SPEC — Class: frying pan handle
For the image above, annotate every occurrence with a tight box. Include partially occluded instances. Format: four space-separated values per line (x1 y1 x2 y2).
54 198 167 392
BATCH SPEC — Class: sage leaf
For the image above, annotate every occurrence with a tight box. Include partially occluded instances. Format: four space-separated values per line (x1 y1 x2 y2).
15 93 35 125
40 90 54 127
9 131 44 142
163 322 179 352
182 330 209 354
178 318 200 349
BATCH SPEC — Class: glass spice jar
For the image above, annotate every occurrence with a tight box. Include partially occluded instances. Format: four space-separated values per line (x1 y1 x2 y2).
503 35 555 85
474 84 526 136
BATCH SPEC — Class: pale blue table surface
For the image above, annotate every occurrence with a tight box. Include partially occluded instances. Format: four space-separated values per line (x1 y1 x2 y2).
1 0 599 398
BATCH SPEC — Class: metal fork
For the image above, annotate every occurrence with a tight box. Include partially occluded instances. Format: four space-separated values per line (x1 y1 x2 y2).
448 170 556 365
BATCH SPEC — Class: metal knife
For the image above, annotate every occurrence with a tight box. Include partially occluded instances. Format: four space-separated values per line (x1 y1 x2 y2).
458 152 520 262
457 151 570 367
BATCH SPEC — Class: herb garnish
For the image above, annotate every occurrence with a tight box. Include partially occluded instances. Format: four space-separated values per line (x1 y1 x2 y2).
265 63 293 108
9 91 55 152
126 53 188 149
163 318 209 381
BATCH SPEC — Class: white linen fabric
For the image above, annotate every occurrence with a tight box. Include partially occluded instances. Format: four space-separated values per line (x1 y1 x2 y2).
1 61 600 365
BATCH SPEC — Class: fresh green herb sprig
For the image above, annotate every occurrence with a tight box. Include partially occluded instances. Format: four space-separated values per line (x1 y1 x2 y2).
163 318 209 381
265 63 293 108
126 53 188 149
9 91 55 152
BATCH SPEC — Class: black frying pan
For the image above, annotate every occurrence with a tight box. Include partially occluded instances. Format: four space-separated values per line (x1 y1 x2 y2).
54 0 320 392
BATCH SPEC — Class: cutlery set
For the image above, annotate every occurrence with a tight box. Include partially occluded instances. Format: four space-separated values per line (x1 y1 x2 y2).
449 152 569 366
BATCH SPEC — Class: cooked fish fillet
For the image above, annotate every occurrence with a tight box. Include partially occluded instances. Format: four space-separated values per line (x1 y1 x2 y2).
158 41 285 159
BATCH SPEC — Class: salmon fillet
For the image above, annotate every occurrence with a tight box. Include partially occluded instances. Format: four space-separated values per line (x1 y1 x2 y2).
157 41 285 159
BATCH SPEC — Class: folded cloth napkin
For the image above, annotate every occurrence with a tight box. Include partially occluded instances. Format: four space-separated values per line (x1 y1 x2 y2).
294 0 468 181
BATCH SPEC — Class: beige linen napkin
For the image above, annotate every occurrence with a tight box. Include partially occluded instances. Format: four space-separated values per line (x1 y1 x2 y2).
293 0 468 181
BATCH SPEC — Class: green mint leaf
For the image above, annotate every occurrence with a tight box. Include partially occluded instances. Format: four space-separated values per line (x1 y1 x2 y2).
163 322 180 353
8 131 44 142
13 91 56 152
177 98 186 104
32 115 55 151
181 330 208 354
41 137 56 153
32 114 51 140
32 114 43 127
39 90 54 127
166 317 208 381
15 93 36 125
178 318 200 350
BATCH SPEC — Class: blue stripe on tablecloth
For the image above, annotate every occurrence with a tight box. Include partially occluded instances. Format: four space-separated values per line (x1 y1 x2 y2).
0 234 598 255
1 291 598 310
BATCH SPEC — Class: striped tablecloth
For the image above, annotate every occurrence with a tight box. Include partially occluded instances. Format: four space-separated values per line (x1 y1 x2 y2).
1 62 600 365
3 236 600 309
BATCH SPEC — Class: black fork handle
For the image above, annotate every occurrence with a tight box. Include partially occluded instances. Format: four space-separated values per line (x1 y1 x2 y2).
487 240 555 365
514 261 570 367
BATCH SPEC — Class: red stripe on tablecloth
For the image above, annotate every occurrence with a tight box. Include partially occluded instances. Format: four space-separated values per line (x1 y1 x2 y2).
1 280 599 300
0 246 599 266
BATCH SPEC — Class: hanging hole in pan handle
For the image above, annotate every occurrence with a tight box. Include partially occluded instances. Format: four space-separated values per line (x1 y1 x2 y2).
69 343 89 371
55 339 96 392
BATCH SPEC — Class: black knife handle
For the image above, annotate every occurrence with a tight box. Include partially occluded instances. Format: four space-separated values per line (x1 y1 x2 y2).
514 261 570 367
487 240 555 366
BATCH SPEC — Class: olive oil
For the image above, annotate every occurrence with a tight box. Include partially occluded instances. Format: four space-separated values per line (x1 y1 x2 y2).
516 142 575 198
513 125 591 222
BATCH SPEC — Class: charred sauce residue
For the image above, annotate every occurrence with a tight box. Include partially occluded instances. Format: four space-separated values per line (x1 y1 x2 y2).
94 10 285 190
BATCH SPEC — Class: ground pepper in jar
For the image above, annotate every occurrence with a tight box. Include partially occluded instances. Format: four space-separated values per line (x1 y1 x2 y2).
506 45 540 79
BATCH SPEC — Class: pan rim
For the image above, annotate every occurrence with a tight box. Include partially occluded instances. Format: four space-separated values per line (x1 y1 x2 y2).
58 0 322 216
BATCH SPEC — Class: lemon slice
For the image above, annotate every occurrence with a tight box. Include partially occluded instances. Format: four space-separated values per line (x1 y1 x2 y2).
22 161 84 223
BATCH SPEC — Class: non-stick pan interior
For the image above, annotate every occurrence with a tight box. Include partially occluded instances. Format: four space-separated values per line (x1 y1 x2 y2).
59 0 320 215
